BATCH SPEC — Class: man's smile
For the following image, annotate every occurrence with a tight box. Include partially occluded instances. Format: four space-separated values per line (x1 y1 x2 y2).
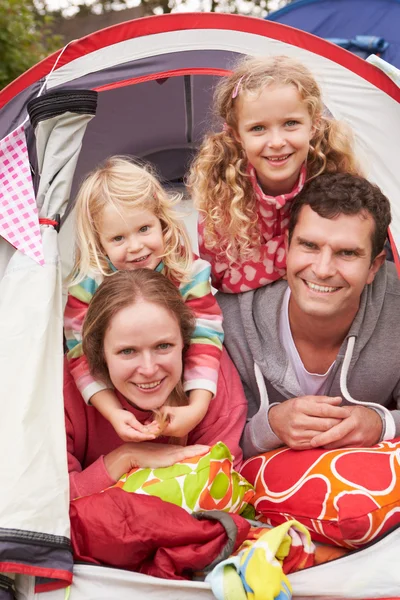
304 280 341 293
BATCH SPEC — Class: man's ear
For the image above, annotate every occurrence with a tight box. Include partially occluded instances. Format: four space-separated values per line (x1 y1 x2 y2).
366 250 386 284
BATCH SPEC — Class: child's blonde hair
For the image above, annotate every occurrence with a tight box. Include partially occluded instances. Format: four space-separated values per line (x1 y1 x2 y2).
70 156 193 285
188 55 361 265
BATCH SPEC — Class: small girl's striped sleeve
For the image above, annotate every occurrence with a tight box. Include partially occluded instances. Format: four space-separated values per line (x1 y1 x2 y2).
64 275 108 403
179 257 224 397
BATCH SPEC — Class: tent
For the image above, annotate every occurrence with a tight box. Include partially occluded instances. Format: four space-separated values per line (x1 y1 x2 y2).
267 0 400 67
0 12 400 599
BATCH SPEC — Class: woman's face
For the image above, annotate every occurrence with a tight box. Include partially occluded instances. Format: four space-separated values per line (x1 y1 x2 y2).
103 299 184 411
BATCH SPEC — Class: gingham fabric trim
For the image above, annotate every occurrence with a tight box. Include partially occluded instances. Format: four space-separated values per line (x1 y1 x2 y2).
0 124 44 265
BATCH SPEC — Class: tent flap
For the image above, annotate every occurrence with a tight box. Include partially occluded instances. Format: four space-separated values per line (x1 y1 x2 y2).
0 96 97 588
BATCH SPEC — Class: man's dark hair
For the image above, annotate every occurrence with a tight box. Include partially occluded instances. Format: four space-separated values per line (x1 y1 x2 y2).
288 173 392 260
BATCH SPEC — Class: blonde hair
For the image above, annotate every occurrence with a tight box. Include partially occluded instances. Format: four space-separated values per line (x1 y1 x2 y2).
82 269 195 437
69 156 193 285
188 55 362 265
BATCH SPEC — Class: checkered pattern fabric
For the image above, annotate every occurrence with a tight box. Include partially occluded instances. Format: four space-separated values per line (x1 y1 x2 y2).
0 124 44 265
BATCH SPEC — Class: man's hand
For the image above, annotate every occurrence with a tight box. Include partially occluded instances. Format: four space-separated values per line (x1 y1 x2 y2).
310 405 383 449
269 396 351 450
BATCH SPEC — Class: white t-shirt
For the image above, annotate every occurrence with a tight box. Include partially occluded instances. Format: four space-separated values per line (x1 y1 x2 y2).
278 288 393 440
279 288 335 396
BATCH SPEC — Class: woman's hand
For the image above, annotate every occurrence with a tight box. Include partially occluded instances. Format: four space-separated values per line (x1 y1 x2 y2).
104 442 210 481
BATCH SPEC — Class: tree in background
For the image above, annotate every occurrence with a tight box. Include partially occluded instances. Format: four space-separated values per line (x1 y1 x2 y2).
0 0 294 89
0 0 61 90
142 0 274 16
45 0 293 19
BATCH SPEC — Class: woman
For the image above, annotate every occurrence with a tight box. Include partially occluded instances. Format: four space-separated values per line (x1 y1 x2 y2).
65 268 248 499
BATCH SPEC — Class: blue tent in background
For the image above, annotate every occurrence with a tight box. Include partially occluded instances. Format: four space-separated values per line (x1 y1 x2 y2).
266 0 400 68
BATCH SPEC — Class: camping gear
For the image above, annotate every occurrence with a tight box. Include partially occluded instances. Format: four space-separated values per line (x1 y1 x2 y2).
69 490 251 580
266 0 400 67
111 442 255 517
0 11 400 599
366 54 400 86
206 520 315 600
241 440 400 548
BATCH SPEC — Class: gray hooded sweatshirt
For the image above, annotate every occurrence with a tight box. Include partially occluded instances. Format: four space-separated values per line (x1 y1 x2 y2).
217 262 400 459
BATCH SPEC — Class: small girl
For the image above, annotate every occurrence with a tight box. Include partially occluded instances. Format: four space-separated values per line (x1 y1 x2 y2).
64 156 223 442
188 55 361 293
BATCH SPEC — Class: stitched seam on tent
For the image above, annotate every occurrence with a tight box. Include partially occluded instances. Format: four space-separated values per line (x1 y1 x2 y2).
0 529 71 549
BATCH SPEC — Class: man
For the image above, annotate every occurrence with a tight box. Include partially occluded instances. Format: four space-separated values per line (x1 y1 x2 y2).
218 172 400 459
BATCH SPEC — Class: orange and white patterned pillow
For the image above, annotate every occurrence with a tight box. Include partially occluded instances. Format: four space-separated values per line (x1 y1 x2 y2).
240 439 400 549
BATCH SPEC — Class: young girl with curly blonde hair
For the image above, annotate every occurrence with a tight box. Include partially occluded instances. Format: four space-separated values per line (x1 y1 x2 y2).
64 156 223 442
188 55 361 293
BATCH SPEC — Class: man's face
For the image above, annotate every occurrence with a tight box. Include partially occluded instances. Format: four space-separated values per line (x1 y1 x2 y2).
286 205 385 321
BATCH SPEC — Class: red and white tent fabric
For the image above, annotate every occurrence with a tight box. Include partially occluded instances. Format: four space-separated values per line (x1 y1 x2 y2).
0 13 399 600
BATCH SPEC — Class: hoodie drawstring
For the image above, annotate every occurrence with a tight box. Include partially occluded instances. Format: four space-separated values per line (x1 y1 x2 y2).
254 362 269 410
340 336 396 440
254 336 395 442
